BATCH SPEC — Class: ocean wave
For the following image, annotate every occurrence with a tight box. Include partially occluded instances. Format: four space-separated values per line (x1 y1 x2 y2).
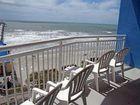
104 31 113 34
4 30 90 45
14 29 24 32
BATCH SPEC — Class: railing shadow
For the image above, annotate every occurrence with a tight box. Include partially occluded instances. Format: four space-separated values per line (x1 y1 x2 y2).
86 65 135 96
87 78 117 96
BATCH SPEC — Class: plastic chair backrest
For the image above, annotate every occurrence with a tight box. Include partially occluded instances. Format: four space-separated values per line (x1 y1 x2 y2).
115 48 129 64
98 50 115 71
66 65 93 103
36 83 62 105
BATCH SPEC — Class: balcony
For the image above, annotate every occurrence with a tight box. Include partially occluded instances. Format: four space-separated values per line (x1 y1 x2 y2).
1 35 139 105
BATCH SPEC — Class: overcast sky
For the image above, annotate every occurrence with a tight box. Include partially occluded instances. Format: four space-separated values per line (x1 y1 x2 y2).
0 0 121 24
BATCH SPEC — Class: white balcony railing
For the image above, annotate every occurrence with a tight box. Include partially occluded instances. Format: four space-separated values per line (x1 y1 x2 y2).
0 35 125 105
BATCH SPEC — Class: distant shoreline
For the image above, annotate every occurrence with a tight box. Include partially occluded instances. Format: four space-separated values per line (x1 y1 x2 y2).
0 19 117 25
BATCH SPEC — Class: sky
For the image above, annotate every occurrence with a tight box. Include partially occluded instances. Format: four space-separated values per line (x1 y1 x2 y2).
0 0 121 24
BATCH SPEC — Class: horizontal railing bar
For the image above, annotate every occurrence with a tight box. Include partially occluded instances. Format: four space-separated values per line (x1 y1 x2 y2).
0 38 125 60
0 35 126 51
0 45 59 60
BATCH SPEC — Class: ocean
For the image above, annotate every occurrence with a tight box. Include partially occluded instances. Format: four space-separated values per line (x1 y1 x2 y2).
3 21 117 45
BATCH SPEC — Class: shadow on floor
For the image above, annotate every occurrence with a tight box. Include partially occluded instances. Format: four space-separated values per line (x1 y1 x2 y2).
101 78 140 105
87 74 130 96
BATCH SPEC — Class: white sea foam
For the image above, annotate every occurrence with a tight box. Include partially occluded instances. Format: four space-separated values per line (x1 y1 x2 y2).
4 30 90 45
14 29 24 32
105 31 112 34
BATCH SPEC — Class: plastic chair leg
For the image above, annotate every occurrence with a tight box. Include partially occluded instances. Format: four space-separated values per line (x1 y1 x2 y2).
121 64 124 78
94 73 99 91
111 67 116 82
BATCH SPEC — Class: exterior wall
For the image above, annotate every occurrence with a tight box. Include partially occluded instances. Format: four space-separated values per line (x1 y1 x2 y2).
118 0 140 68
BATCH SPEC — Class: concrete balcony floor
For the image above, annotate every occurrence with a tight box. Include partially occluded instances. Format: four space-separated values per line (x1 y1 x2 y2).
74 64 140 105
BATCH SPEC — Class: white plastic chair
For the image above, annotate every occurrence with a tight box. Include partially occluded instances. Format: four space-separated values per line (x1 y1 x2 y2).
110 48 129 82
47 65 93 105
20 83 62 105
85 50 115 91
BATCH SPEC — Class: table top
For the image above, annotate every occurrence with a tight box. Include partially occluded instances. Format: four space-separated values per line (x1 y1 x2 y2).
64 66 83 79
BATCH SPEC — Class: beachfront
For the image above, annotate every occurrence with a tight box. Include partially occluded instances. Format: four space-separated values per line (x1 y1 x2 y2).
1 0 140 104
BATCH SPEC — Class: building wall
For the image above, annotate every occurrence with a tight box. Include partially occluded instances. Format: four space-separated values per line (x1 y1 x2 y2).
118 0 140 68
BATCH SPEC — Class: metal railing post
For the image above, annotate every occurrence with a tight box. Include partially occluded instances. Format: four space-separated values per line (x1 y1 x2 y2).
2 62 9 105
58 41 63 81
122 35 126 49
95 36 99 61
